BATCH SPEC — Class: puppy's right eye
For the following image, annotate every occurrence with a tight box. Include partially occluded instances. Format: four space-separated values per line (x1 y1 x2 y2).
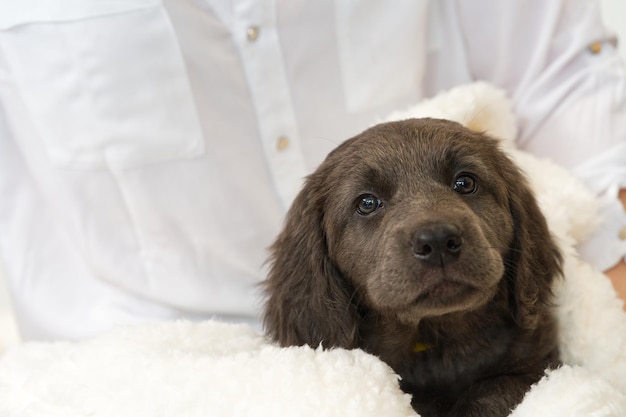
356 194 383 216
453 173 478 195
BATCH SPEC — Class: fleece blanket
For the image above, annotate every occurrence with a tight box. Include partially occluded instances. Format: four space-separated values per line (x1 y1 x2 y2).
1 83 625 417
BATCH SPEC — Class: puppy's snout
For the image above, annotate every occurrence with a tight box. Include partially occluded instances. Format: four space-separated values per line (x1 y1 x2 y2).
412 223 462 267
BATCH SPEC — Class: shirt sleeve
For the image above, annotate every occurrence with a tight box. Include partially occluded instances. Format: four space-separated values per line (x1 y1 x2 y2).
455 0 626 271
573 147 626 271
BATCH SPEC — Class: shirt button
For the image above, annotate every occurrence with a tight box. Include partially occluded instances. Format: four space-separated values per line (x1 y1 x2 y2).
588 41 603 54
276 136 290 151
619 226 626 241
246 26 260 42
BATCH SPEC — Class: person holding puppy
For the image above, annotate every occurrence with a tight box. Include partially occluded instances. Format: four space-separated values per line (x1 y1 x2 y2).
0 1 624 340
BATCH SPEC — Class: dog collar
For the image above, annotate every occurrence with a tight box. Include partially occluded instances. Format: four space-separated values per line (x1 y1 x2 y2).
413 342 432 353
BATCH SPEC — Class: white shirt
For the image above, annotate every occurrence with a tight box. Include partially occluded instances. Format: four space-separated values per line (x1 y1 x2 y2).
0 0 625 340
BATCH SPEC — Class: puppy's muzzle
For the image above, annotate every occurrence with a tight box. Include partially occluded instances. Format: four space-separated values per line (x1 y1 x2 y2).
412 223 463 267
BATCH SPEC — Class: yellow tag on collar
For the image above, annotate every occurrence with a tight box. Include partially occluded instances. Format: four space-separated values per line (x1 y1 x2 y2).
413 342 432 353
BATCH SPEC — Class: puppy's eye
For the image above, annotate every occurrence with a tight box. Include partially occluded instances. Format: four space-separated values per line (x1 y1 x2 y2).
453 174 477 195
356 194 384 216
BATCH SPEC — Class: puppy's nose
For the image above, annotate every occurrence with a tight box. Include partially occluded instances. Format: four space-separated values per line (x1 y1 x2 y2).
412 223 463 267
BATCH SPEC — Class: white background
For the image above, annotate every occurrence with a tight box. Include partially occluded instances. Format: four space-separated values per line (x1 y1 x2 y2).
1 0 626 350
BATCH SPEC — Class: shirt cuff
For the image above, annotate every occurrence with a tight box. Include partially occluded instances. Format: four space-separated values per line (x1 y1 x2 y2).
575 185 626 271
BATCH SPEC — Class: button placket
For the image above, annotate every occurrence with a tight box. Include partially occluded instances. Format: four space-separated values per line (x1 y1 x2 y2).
233 0 307 207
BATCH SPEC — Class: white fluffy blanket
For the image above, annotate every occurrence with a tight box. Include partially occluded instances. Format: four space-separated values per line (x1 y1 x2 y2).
1 83 626 417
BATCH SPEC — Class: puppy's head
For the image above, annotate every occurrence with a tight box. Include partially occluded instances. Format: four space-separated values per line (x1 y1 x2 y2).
263 118 561 347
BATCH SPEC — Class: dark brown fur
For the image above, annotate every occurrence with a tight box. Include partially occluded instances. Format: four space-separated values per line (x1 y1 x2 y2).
263 118 561 417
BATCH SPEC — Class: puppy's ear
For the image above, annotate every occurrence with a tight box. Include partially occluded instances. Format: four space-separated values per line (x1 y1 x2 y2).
504 168 562 330
262 172 358 348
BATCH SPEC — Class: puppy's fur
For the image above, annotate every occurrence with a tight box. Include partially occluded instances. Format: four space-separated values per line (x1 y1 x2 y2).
263 119 561 417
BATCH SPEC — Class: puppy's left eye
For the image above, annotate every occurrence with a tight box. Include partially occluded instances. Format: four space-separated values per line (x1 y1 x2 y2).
356 194 384 216
453 174 478 195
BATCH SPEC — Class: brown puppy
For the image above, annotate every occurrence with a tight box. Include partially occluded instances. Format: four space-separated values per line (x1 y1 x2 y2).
263 118 561 417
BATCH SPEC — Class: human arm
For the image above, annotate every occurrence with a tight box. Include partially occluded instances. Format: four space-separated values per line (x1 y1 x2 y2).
605 189 626 309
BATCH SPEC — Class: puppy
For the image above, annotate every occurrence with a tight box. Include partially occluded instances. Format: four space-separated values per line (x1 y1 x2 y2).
263 118 562 417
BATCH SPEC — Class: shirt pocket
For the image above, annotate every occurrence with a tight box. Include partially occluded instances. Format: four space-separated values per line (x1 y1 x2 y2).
0 1 204 170
335 0 429 113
